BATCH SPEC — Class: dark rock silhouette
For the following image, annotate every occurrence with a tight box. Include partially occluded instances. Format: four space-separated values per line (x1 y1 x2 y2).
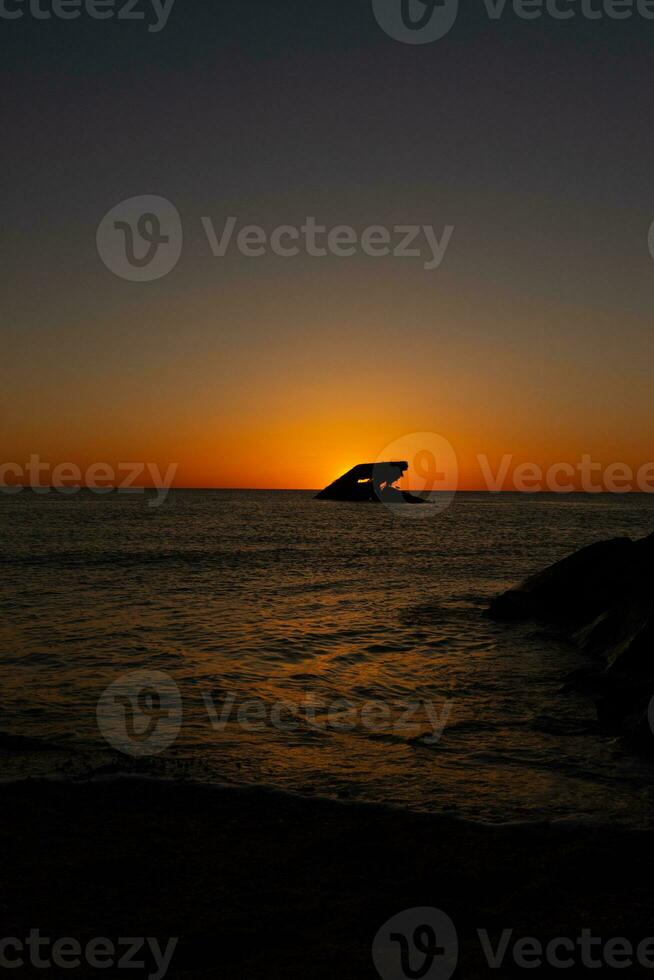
315 462 427 504
489 532 654 754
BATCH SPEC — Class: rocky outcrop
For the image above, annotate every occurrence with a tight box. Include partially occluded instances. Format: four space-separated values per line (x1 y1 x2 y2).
488 532 654 754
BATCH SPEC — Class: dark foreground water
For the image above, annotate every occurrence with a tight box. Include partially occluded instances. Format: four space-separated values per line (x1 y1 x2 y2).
1 490 653 825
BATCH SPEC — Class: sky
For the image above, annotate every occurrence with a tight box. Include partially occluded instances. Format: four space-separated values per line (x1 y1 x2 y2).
2 0 654 490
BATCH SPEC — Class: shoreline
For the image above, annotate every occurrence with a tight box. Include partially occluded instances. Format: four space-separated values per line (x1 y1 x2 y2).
2 776 653 977
2 721 654 831
0 767 646 830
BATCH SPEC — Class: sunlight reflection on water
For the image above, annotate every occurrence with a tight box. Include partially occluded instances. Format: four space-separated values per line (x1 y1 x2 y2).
1 490 654 825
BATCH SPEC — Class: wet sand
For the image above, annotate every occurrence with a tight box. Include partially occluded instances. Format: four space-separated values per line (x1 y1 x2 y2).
1 777 653 977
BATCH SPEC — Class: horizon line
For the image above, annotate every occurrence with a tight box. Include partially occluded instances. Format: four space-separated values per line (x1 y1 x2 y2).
9 487 654 495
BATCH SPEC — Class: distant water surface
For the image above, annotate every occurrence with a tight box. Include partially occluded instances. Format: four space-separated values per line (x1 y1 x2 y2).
1 490 653 825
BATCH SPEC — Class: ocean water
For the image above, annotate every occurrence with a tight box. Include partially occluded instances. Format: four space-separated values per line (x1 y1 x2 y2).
1 489 654 825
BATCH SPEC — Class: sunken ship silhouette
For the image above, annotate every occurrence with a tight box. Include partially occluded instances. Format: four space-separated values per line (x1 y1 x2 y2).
315 462 427 504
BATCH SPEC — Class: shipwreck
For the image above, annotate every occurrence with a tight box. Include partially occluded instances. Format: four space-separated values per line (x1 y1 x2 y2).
315 462 427 504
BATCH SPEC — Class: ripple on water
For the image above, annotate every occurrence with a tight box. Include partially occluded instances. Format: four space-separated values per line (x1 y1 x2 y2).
1 490 654 825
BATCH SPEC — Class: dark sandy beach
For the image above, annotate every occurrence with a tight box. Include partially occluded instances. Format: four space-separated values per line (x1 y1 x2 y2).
1 777 653 978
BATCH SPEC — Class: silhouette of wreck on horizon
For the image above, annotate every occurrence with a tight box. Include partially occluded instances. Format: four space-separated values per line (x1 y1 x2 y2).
315 462 427 504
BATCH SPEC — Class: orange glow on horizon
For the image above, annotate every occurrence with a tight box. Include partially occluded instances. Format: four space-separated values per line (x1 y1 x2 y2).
4 433 653 494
